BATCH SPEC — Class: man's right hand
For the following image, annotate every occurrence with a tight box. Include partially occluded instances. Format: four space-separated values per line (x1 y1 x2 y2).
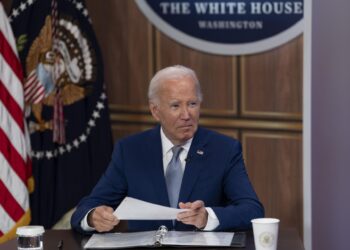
88 206 120 232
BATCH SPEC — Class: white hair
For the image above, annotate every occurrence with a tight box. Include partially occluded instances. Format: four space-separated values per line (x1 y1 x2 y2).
148 65 203 104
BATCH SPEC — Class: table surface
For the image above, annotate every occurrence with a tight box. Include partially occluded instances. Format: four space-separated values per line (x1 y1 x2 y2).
0 228 304 250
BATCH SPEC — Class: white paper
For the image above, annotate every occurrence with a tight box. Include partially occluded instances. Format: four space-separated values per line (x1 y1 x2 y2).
113 197 188 220
84 231 156 249
163 231 234 246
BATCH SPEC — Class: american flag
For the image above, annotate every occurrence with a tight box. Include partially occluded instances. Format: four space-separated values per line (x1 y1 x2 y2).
0 2 33 243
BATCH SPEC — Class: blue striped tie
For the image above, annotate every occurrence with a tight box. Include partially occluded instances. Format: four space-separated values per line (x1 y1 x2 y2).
165 146 184 208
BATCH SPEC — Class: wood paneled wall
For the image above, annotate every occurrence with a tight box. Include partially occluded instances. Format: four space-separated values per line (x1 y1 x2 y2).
86 0 303 239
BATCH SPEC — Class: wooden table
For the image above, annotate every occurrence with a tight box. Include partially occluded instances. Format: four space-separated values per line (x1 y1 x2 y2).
0 228 304 250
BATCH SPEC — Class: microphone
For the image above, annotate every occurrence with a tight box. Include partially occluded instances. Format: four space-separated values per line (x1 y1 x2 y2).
185 155 191 162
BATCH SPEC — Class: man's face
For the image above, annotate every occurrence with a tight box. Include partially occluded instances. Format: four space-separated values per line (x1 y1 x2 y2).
150 76 201 145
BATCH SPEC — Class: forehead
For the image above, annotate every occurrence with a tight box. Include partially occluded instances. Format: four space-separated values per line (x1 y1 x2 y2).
160 76 196 94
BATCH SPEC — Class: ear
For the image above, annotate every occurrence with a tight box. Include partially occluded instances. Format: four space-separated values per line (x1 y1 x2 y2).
149 102 160 122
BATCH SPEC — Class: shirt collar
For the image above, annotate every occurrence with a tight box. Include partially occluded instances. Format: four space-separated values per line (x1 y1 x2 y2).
160 127 193 156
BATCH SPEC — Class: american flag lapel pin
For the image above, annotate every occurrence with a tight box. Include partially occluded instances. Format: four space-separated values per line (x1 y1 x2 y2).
196 149 204 155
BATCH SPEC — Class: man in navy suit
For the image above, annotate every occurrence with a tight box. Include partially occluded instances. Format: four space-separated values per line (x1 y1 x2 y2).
71 65 264 234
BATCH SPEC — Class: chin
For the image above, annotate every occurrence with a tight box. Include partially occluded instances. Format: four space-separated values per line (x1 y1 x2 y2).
180 132 195 141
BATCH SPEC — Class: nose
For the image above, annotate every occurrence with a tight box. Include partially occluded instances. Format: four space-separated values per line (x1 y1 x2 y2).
180 106 190 120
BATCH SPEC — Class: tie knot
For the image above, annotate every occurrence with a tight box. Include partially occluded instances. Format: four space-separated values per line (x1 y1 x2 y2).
172 146 183 159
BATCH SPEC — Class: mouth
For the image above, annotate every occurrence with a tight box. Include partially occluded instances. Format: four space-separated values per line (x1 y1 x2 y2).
178 124 193 129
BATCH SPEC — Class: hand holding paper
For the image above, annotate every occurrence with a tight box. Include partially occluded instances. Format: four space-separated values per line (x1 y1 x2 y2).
113 197 188 220
90 206 120 232
177 200 208 229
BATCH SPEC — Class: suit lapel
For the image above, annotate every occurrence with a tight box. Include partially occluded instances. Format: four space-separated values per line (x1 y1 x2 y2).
146 126 170 206
179 127 209 203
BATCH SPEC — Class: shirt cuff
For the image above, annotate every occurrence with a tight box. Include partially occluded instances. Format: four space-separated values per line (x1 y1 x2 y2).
203 207 220 231
80 208 96 231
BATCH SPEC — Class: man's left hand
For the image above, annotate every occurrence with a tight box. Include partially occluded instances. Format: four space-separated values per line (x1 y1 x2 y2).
177 200 208 229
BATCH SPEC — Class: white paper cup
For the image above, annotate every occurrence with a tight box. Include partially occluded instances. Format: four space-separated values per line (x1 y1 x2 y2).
251 218 279 250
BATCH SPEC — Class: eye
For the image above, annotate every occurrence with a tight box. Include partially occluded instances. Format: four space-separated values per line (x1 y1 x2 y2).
189 101 198 108
170 103 179 109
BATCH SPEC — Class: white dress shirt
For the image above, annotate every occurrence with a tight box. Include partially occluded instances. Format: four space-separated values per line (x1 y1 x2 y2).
81 128 219 231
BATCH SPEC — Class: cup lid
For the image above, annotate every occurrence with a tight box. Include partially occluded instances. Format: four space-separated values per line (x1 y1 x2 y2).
251 218 280 223
16 226 45 236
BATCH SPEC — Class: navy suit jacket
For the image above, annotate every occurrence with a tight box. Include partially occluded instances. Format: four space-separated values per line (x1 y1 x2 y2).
71 126 264 233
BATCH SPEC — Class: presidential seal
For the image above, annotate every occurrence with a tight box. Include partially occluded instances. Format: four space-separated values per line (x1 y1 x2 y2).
259 231 275 248
10 0 109 159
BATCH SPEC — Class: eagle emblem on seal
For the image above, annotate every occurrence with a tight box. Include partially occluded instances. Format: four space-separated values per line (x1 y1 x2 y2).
25 15 96 140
